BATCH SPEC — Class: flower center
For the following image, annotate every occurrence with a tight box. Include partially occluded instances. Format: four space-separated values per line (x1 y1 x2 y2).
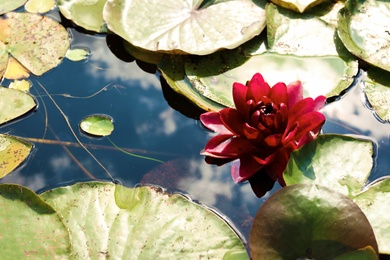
261 104 275 115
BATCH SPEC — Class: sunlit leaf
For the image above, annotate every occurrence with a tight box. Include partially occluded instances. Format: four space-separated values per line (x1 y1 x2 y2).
104 0 267 55
79 114 114 137
25 0 55 13
283 134 374 197
185 52 358 108
354 177 390 254
0 184 71 258
249 184 378 259
66 48 90 62
40 182 249 259
123 41 163 65
9 79 31 92
0 86 36 125
0 12 70 76
0 134 33 178
269 0 325 13
4 57 30 80
0 0 27 15
58 0 107 32
0 41 7 78
266 2 347 56
337 0 390 72
364 68 390 123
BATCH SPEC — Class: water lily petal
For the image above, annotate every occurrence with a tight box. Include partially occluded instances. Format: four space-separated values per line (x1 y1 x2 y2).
232 82 248 116
263 134 282 148
231 155 264 182
220 108 261 139
202 135 255 158
287 80 303 107
200 111 232 135
248 172 276 198
313 95 327 111
246 73 270 102
205 156 236 166
268 82 288 105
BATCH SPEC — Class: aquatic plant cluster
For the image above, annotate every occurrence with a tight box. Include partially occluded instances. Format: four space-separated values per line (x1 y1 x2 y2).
0 0 389 259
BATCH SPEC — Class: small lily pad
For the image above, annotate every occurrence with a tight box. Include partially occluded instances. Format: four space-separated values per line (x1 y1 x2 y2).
0 184 71 258
79 114 114 137
249 184 378 259
337 0 390 72
40 182 248 259
104 0 267 55
9 79 31 92
0 86 36 125
25 0 55 13
66 48 90 62
58 0 107 32
0 134 33 178
283 134 374 197
0 0 27 15
0 12 70 76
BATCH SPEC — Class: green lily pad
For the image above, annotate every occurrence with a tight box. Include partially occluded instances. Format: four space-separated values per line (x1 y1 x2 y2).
283 134 374 197
40 182 248 259
79 114 114 137
354 177 390 254
0 184 71 258
249 184 378 259
337 0 390 72
334 246 378 260
0 0 27 15
266 2 348 56
269 0 325 13
58 0 107 33
158 55 225 112
364 67 390 123
0 86 36 125
66 48 90 62
104 0 266 55
0 134 33 178
25 0 55 13
185 52 358 108
0 12 70 76
123 40 163 65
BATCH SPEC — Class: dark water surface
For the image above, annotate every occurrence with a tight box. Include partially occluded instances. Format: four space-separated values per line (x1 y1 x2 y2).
1 27 389 241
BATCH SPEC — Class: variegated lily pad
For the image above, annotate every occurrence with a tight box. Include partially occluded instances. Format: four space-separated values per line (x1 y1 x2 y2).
0 12 70 76
338 0 390 72
0 0 27 15
104 0 267 55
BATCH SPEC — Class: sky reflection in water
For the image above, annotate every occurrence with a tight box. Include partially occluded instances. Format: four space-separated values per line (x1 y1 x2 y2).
0 29 389 240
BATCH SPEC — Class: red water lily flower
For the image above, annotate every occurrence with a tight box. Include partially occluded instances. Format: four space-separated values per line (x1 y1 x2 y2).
200 73 326 197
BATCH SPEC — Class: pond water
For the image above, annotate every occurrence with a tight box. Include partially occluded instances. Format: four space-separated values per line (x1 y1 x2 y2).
1 25 389 242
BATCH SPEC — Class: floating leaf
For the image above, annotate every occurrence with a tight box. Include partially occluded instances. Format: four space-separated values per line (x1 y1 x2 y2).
354 177 390 254
66 48 90 61
266 2 347 56
185 52 358 108
40 182 248 259
9 79 31 92
283 134 374 197
79 114 114 137
0 41 8 78
0 12 70 76
364 67 390 123
0 86 36 125
0 134 33 178
269 0 325 13
4 57 30 80
0 184 71 258
104 0 267 55
58 0 107 32
0 0 27 15
123 41 163 65
337 0 390 72
249 184 378 259
334 246 378 260
25 0 55 13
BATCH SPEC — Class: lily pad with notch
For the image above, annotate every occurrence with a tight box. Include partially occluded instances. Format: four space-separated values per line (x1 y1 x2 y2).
79 114 114 137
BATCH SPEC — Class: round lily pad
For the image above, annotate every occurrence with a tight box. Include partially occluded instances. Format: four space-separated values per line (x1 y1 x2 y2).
0 0 27 15
0 134 33 178
40 182 248 259
79 114 114 137
0 12 70 76
104 0 266 55
0 86 36 125
249 184 378 259
0 184 71 258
